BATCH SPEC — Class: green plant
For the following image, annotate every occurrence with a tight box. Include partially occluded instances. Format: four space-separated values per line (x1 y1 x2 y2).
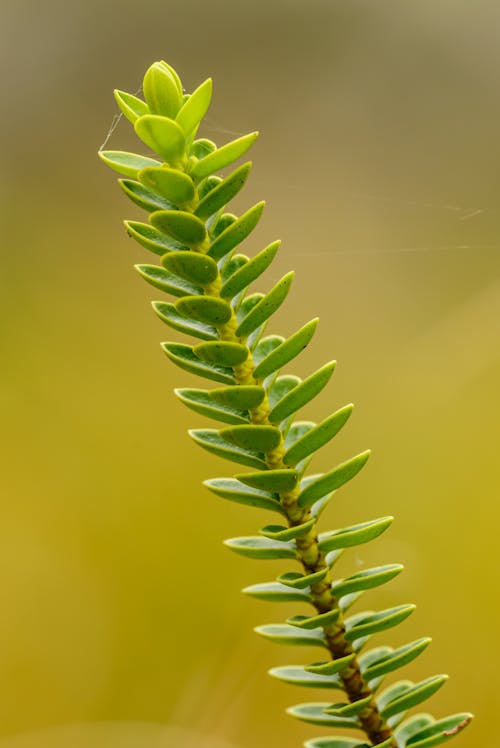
99 60 473 748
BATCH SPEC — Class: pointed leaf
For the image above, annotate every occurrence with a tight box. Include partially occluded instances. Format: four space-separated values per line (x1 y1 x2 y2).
175 388 248 425
114 89 149 124
345 604 416 642
324 696 373 717
176 77 212 135
208 202 265 260
135 114 186 163
119 179 174 212
153 301 217 340
287 702 360 730
255 624 327 648
318 516 393 553
204 478 284 514
195 162 252 220
362 638 432 682
135 264 202 297
220 240 280 298
269 665 342 689
99 150 161 178
287 608 340 630
150 210 207 247
143 61 182 118
243 582 311 603
278 568 329 590
252 319 319 379
189 429 265 469
162 342 234 383
138 166 195 207
299 451 372 508
405 713 473 748
224 535 296 560
236 272 294 338
175 296 232 326
236 469 299 494
126 221 188 254
268 361 336 423
209 385 265 411
260 517 315 541
194 341 248 367
190 131 259 178
284 404 354 466
219 424 281 452
332 564 404 599
161 251 218 285
305 654 356 676
380 675 448 719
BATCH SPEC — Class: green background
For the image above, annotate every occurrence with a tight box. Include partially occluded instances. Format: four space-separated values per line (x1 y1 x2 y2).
1 1 498 746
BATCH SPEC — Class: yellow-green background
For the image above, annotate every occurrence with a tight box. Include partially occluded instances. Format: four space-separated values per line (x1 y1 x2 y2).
1 1 498 746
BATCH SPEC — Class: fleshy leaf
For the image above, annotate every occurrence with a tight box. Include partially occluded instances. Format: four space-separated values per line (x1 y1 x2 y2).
260 517 315 541
287 608 340 630
305 739 393 748
277 568 329 589
161 251 218 285
153 301 217 340
135 264 202 297
219 424 282 452
380 675 448 719
175 388 248 425
209 385 265 411
138 166 195 207
243 581 311 603
162 342 234 383
324 696 373 717
208 202 265 260
252 319 318 379
332 564 404 599
194 341 248 366
362 638 432 682
236 272 295 338
175 296 232 326
190 131 259 178
224 535 296 559
204 478 284 514
195 162 252 220
255 624 327 648
269 665 342 689
150 210 207 247
236 469 299 493
305 654 356 676
220 240 280 298
114 89 149 124
318 516 393 553
98 150 161 178
253 334 285 366
405 713 473 748
299 451 371 508
284 404 354 466
345 604 416 642
176 78 212 135
268 361 336 423
287 702 360 729
135 114 186 163
143 61 182 118
394 714 435 747
119 179 174 212
189 429 265 469
126 221 188 254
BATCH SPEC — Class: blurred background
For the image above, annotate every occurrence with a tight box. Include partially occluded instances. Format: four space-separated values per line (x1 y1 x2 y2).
1 1 499 746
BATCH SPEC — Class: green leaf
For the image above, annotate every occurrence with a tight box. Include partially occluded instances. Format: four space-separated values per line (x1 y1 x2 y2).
98 150 161 178
209 385 265 411
157 60 183 96
190 131 259 178
162 343 234 384
221 252 248 282
189 429 266 469
405 713 473 748
243 582 311 603
135 264 202 296
253 319 319 379
208 202 265 260
318 517 394 554
204 478 284 514
268 361 336 423
119 179 174 212
126 221 188 254
269 665 342 689
175 388 248 425
285 422 316 451
191 138 216 160
236 293 265 325
287 608 340 630
219 424 282 452
287 702 360 730
195 163 252 220
284 404 354 466
324 696 373 717
150 210 207 247
135 114 186 163
224 536 296 559
153 302 217 340
305 738 393 748
394 714 435 747
277 568 329 590
193 341 248 366
220 240 280 298
253 335 285 366
345 604 416 642
332 564 404 599
305 654 356 676
236 272 294 338
176 78 212 135
377 681 414 712
255 624 327 648
380 676 448 720
199 175 223 201
362 638 432 682
114 89 149 124
138 167 195 207
299 451 371 508
161 251 218 286
236 469 299 493
175 296 232 326
260 517 315 541
143 61 182 118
